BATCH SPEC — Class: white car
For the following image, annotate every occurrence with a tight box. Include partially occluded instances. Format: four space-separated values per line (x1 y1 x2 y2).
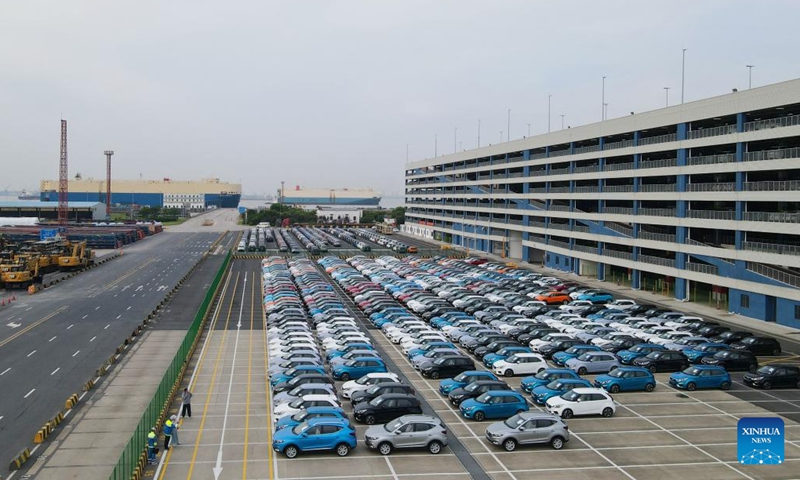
269 342 317 355
604 299 637 310
273 394 341 422
590 332 633 347
529 334 573 352
634 326 676 342
619 321 660 334
341 372 401 398
650 331 692 346
401 334 447 351
664 316 704 330
387 326 430 343
492 353 548 377
545 388 616 419
558 300 594 312
322 338 372 352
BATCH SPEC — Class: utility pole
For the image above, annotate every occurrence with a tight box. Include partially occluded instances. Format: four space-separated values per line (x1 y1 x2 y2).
434 134 438 157
663 87 670 107
601 76 606 120
746 64 754 89
104 150 114 218
547 94 552 133
681 48 687 104
58 120 68 227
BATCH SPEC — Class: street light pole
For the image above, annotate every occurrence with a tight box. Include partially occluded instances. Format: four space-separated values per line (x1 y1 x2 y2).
560 114 565 130
454 127 458 153
604 103 609 120
434 134 437 157
477 119 481 148
507 108 511 141
527 123 531 137
601 76 606 120
548 94 552 133
664 87 670 107
681 48 687 104
746 64 754 89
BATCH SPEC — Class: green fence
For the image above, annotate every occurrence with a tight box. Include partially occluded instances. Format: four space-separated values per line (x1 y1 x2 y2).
109 250 232 480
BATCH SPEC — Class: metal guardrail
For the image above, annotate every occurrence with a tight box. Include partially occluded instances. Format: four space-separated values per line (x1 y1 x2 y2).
639 231 677 243
638 208 676 217
605 162 634 172
603 185 634 192
573 145 600 154
606 222 633 236
686 182 736 192
744 146 800 162
742 241 800 256
109 249 232 480
686 124 736 140
743 115 800 132
685 263 719 275
747 262 800 288
687 153 737 166
604 139 634 150
640 158 678 169
686 210 736 220
742 211 800 223
639 184 677 192
638 254 676 268
638 133 677 146
743 180 800 192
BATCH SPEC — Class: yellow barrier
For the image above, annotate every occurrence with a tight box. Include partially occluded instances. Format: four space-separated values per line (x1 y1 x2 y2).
9 448 30 470
65 393 79 410
83 378 95 391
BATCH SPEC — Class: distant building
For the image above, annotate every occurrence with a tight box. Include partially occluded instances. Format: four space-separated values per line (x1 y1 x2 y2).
281 186 381 206
39 177 241 210
0 201 107 222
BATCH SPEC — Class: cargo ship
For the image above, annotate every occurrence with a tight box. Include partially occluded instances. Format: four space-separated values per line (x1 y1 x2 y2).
280 186 381 206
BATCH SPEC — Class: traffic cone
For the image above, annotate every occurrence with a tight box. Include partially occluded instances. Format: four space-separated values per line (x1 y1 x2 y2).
11 294 15 301
1 299 5 306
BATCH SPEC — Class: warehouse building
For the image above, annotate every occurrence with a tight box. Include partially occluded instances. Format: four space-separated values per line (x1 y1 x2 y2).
0 201 107 222
404 78 800 328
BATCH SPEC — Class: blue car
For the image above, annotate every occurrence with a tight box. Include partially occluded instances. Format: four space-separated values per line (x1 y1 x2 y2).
274 406 348 430
520 369 581 393
617 344 665 365
594 366 656 393
439 370 498 395
272 418 357 458
684 343 730 363
332 357 387 381
669 365 732 391
483 346 532 367
326 343 374 360
552 345 602 367
407 342 458 360
459 390 529 421
270 366 327 387
578 291 614 304
531 378 593 404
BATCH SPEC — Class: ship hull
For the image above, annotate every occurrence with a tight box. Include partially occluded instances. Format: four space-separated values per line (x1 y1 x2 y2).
283 196 381 206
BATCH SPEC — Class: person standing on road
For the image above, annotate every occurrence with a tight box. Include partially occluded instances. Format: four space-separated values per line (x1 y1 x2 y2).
147 427 158 464
181 388 193 418
163 417 174 451
170 415 181 445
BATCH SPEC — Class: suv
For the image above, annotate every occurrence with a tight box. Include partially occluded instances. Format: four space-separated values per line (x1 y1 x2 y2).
742 365 800 389
447 380 512 406
353 393 423 425
364 414 448 455
730 336 782 356
545 387 615 418
351 382 416 406
421 355 475 379
272 418 356 458
485 412 570 451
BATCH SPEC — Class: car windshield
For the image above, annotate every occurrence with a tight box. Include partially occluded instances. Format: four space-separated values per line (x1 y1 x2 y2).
368 396 384 406
561 390 580 401
284 368 298 376
344 360 357 367
607 369 625 378
475 392 492 403
289 399 305 408
291 421 309 435
453 372 468 382
464 382 483 392
683 367 702 375
289 386 304 395
576 353 593 361
292 410 309 421
631 345 648 353
756 366 777 375
534 370 552 380
366 384 382 394
503 414 526 428
741 337 758 345
355 375 373 385
647 352 662 359
546 380 564 389
433 357 447 365
384 418 405 432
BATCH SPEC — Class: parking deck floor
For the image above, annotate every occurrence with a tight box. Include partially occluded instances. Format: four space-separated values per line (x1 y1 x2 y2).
155 258 800 480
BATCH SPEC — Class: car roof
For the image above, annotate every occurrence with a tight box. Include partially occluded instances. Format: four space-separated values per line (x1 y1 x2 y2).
351 356 385 362
373 393 418 400
300 394 339 401
305 417 351 427
392 414 443 423
689 365 726 370
570 387 609 394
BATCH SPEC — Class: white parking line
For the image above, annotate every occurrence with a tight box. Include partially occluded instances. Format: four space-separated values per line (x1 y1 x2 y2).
27 350 36 357
73 350 81 357
67 324 74 330
0 367 10 375
23 388 35 399
105 324 110 329
90 336 97 342
51 368 60 375
49 336 57 342
82 314 88 319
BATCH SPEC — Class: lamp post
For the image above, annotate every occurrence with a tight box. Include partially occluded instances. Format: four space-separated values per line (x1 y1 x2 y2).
454 127 458 153
602 76 606 120
477 119 481 148
527 123 531 137
746 64 754 89
560 114 565 130
664 86 670 107
681 48 687 104
547 94 552 133
507 108 511 141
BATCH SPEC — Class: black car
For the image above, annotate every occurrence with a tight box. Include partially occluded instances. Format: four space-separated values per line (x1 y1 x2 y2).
709 330 753 345
273 374 335 394
601 338 642 353
701 350 758 372
538 339 587 359
464 334 508 353
632 350 689 373
350 382 416 405
517 328 558 345
742 365 800 390
447 380 512 406
421 355 476 379
352 393 423 425
507 323 546 341
626 304 657 316
474 340 521 359
693 324 728 337
730 336 782 356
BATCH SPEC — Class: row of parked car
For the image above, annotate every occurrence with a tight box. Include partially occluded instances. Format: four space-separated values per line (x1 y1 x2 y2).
265 256 450 458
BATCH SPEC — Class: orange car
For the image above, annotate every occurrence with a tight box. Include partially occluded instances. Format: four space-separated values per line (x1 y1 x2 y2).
534 291 571 305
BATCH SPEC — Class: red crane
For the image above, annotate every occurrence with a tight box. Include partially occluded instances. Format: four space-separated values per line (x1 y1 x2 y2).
58 120 68 226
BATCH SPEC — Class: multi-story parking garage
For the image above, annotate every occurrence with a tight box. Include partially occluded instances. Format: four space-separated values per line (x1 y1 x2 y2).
404 78 800 328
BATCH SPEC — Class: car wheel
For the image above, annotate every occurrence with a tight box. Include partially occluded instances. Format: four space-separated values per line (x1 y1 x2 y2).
504 369 514 377
561 409 573 419
284 445 299 458
720 381 731 390
772 348 781 356
609 384 621 394
645 383 655 392
473 411 486 421
602 407 614 418
578 367 588 375
431 371 440 379
761 381 771 390
648 365 657 373
551 436 565 450
365 415 376 425
340 373 350 381
686 382 696 391
336 443 351 457
378 442 392 455
428 440 443 454
503 438 517 452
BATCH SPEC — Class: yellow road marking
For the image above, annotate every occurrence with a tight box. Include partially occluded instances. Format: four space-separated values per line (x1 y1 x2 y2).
762 354 800 365
185 271 239 480
0 306 68 349
262 269 275 480
158 265 235 480
243 270 255 479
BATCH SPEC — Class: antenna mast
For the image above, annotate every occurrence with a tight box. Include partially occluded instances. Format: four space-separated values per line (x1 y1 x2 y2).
58 120 68 226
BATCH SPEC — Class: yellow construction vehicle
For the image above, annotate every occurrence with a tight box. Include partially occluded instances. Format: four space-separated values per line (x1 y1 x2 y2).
59 241 95 270
1 258 40 288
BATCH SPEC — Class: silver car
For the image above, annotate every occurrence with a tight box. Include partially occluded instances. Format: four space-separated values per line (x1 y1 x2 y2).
485 412 570 451
364 414 448 455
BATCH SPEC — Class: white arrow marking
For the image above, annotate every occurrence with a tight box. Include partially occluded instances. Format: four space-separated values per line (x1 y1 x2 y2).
0 368 10 375
121 285 130 292
157 285 168 292
135 285 143 292
214 275 246 480
7 322 21 329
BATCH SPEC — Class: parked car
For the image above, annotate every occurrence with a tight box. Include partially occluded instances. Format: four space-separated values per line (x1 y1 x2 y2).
709 330 753 345
632 350 689 373
742 365 800 390
273 395 342 422
617 344 666 365
669 365 732 391
273 374 335 394
531 378 593 404
520 369 581 393
565 351 620 375
701 350 758 372
364 414 448 455
332 358 388 381
485 412 570 451
274 406 348 431
272 418 356 458
448 380 513 406
353 393 423 425
683 343 730 363
492 353 549 377
273 383 338 407
593 366 656 393
459 390 530 421
730 336 782 356
421 355 476 379
545 388 615 419
351 382 416 406
341 372 402 399
439 370 499 395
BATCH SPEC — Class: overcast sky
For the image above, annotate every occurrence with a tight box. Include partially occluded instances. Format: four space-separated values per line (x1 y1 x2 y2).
1 0 798 197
